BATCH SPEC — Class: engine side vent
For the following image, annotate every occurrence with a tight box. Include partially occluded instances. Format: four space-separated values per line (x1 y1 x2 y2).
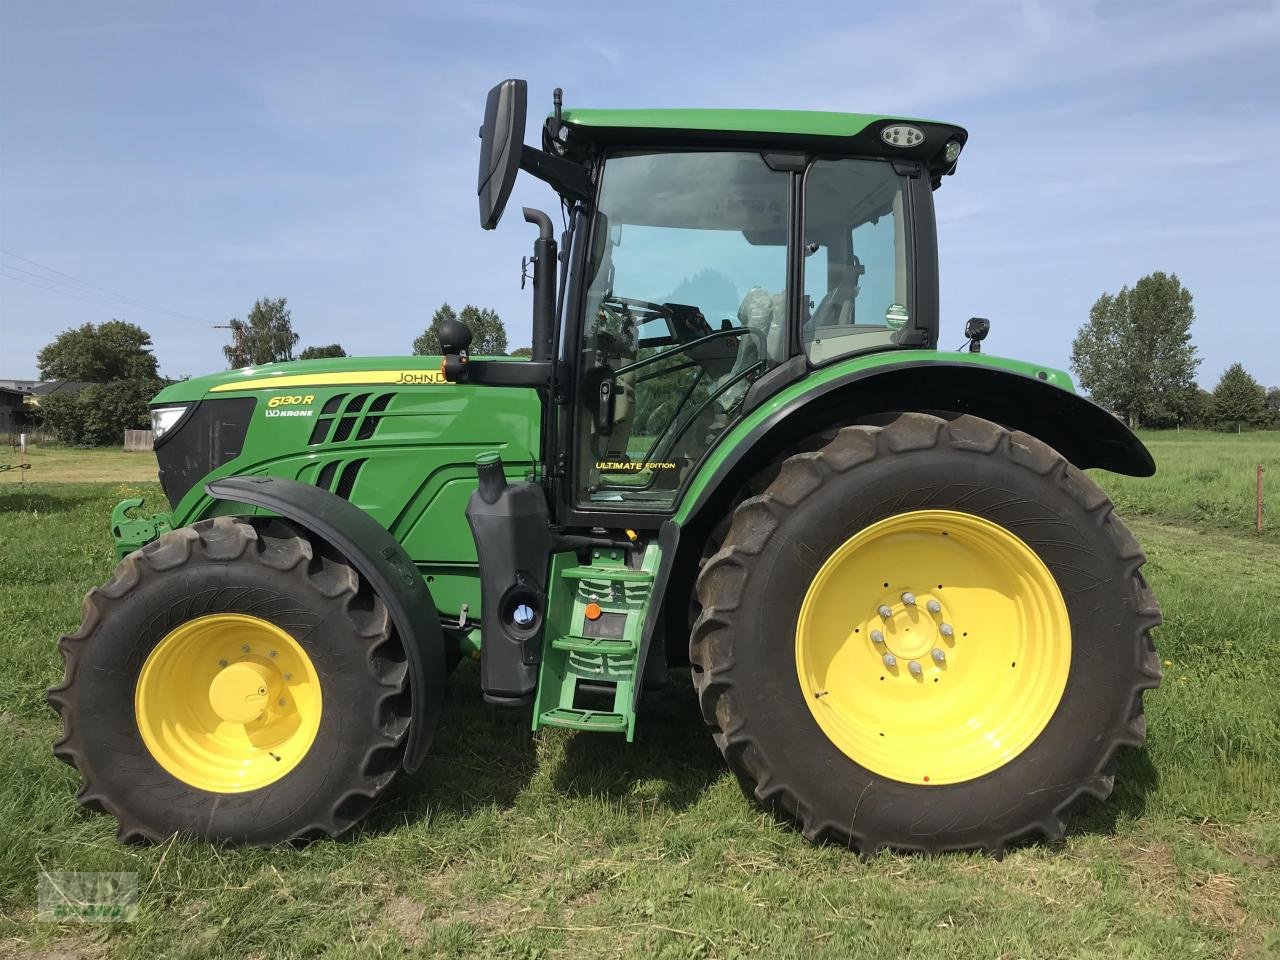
335 458 367 500
354 393 394 441
308 394 348 445
332 393 370 443
315 460 339 491
308 417 332 446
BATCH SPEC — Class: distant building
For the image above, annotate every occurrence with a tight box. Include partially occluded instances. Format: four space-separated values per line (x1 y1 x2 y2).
23 380 98 407
0 386 31 434
0 379 40 392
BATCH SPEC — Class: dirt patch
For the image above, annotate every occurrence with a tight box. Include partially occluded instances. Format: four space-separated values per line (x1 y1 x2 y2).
1122 840 1250 935
383 895 426 948
1187 822 1278 873
0 937 108 960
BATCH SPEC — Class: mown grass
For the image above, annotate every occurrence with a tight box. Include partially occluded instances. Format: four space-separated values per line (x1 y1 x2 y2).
0 434 1278 958
1099 430 1279 540
0 444 158 486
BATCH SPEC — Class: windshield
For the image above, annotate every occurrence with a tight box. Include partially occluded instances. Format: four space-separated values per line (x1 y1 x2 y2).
576 151 790 509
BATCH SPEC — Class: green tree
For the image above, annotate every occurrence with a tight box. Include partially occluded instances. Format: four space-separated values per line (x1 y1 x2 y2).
1069 272 1200 428
509 346 534 359
412 303 508 356
37 320 159 382
224 297 299 367
1266 386 1280 424
39 378 163 446
298 343 347 360
1211 363 1267 431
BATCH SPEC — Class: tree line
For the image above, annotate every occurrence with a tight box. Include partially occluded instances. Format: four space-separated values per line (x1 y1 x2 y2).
31 297 529 445
1070 271 1278 431
32 274 1275 447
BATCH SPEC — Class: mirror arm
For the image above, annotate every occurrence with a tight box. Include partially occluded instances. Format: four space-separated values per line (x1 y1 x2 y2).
519 145 592 202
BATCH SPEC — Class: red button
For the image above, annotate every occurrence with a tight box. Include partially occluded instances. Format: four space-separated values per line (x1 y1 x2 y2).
584 602 602 621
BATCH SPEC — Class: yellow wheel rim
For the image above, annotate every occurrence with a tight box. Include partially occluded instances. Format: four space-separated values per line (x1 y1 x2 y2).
795 509 1070 785
135 613 322 793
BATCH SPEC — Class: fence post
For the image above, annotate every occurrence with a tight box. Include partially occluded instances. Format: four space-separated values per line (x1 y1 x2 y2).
1258 465 1265 534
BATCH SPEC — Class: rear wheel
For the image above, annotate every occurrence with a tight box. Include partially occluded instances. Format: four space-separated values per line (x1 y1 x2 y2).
48 516 411 844
691 413 1162 854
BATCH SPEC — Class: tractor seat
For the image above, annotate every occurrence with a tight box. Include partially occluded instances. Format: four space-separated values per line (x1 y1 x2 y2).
714 286 784 413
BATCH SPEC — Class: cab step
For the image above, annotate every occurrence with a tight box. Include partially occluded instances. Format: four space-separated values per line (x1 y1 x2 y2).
531 545 662 741
537 707 629 733
549 635 637 655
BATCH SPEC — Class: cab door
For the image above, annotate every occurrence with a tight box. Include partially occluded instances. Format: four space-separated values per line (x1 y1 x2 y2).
564 150 796 524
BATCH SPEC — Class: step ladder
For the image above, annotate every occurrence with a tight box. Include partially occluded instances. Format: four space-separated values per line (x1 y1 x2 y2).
532 545 660 740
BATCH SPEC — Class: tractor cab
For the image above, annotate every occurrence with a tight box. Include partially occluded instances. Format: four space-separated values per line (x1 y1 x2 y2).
458 79 966 525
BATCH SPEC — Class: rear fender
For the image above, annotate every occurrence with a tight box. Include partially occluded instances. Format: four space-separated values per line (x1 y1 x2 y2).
680 359 1153 531
204 475 445 774
655 360 1154 673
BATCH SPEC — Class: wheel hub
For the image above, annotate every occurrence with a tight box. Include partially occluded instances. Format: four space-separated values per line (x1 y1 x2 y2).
869 592 951 664
134 613 322 793
207 660 279 724
795 510 1071 785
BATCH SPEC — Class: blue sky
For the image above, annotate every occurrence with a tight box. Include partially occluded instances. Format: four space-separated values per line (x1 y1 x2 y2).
2 0 1278 387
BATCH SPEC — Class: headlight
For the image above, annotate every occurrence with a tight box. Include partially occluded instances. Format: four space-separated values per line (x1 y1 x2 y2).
150 405 189 441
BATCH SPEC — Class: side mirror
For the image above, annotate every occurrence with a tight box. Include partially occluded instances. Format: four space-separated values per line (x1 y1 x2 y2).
478 79 528 230
964 316 990 353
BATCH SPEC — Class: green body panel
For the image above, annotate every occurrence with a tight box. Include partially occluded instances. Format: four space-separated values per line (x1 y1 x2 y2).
155 356 541 617
675 350 1074 523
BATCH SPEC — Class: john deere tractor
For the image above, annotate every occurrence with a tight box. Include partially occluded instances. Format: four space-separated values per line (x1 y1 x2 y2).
49 80 1161 854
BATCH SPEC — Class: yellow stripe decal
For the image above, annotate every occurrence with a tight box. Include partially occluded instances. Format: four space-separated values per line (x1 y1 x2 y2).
209 370 449 392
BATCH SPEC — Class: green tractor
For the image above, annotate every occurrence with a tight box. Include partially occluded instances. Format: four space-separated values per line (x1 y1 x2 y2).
49 80 1161 854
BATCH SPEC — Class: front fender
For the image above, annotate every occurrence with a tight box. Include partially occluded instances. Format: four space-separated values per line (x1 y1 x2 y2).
677 356 1153 529
205 475 445 774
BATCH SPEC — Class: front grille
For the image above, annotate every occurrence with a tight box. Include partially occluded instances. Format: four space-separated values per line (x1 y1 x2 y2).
154 397 255 507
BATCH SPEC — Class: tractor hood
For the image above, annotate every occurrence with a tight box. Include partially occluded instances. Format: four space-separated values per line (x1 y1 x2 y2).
151 356 454 405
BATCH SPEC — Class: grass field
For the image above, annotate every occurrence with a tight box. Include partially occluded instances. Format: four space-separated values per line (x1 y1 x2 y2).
0 445 158 486
0 432 1277 959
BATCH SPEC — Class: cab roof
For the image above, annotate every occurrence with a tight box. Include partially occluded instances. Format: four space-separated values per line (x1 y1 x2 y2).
558 108 968 184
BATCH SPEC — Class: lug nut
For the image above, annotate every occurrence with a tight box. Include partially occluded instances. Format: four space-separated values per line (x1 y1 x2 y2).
926 599 942 614
218 659 227 668
870 629 885 644
908 660 923 676
878 605 893 619
882 653 897 668
901 592 916 606
939 623 955 639
931 648 946 663
277 698 286 707
241 644 250 653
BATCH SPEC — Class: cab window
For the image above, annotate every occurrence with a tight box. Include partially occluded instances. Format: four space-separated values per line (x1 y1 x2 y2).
802 159 911 364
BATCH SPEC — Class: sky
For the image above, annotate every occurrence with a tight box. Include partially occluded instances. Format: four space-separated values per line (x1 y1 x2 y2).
1 0 1278 387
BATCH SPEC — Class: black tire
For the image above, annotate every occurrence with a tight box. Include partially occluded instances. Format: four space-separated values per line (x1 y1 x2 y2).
48 516 412 845
690 413 1162 855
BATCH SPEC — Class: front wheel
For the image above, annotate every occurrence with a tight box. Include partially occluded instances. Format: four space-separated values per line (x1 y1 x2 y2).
691 413 1162 855
48 517 412 844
